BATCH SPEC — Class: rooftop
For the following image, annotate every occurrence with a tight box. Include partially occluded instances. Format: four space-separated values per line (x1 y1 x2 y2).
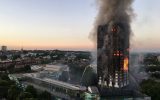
23 73 86 91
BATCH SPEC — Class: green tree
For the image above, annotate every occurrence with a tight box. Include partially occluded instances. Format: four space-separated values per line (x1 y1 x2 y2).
25 85 37 98
24 65 31 72
0 80 10 98
0 73 16 98
23 98 37 100
12 54 21 60
140 79 160 100
38 91 51 100
7 64 15 73
0 86 8 98
18 92 33 100
0 55 7 61
0 80 10 87
76 53 90 60
0 73 10 81
7 85 22 100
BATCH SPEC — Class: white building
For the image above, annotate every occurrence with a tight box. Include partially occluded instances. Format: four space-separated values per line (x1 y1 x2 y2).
31 65 43 71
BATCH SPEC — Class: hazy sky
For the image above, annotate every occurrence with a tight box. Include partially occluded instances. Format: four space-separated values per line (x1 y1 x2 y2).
0 0 159 51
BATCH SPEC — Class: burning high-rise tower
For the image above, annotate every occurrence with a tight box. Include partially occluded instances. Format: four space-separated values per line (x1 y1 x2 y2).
88 0 134 90
88 0 151 99
87 0 135 96
97 21 129 88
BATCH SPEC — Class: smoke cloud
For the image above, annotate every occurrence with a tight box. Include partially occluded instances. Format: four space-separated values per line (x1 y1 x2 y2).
89 0 135 72
89 0 136 88
129 54 149 90
90 0 134 43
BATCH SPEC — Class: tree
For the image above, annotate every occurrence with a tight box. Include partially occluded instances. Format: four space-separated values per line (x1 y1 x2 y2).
0 86 8 98
0 73 16 99
151 73 160 79
18 92 33 100
25 85 37 98
0 80 10 87
140 79 160 100
24 65 31 72
36 54 40 57
7 85 22 100
146 66 160 72
39 91 51 100
0 55 7 61
7 64 15 73
0 73 10 81
12 54 21 60
76 53 90 60
0 80 10 98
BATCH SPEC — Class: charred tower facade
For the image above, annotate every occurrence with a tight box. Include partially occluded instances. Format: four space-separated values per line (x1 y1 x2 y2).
97 21 129 88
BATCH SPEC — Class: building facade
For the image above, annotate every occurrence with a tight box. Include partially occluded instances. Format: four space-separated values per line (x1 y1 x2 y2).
97 21 129 88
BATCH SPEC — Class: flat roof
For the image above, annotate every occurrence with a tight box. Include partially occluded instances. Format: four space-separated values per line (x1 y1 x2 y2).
24 74 86 91
44 65 64 72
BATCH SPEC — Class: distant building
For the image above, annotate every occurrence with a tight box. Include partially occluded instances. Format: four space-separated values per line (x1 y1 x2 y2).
31 65 43 72
1 46 7 51
43 64 68 72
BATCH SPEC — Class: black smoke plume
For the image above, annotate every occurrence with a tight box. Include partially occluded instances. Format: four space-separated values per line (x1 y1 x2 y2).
90 0 134 43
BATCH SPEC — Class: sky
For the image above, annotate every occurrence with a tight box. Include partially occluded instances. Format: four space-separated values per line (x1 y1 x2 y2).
0 0 160 51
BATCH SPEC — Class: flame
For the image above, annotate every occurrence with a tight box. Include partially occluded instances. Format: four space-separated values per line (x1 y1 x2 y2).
114 50 123 56
111 26 118 32
123 57 128 71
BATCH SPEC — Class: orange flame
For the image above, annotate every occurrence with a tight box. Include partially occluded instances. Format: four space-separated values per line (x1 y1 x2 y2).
124 57 128 71
111 26 118 33
113 50 123 56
